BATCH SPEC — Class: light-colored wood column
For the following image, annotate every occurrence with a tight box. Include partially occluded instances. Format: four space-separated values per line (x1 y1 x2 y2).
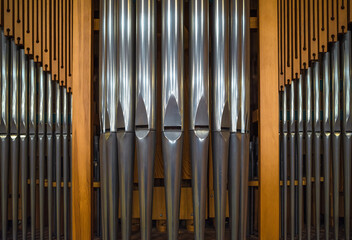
258 0 279 239
72 0 93 239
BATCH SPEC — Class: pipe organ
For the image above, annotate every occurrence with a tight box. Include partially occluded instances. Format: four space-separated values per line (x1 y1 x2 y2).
279 0 352 239
0 0 73 239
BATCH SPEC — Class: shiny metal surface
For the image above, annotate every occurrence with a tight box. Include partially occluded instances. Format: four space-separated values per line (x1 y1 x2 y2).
282 87 288 240
161 0 184 130
136 0 156 130
322 52 330 240
297 75 303 240
136 131 156 240
99 134 108 240
342 31 351 240
163 131 184 240
55 83 62 239
289 82 295 239
0 136 9 240
117 132 134 240
99 0 107 133
19 49 27 135
212 0 229 132
62 89 69 240
331 42 340 240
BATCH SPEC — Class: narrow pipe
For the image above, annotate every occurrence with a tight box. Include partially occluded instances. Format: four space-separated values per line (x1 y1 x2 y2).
117 1 135 239
47 73 53 240
135 0 156 238
189 0 210 239
297 74 303 240
282 86 288 240
19 49 28 240
62 88 69 240
289 82 295 239
162 0 184 239
331 42 340 240
69 93 72 239
37 66 45 240
28 59 36 240
341 31 351 240
99 134 108 240
10 40 19 240
55 82 61 239
322 52 331 240
0 29 9 240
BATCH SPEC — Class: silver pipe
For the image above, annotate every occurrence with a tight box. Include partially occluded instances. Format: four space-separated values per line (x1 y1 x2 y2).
19 49 28 240
69 93 72 239
0 28 9 240
212 1 229 239
331 41 340 240
322 52 331 240
289 81 295 239
62 88 69 240
28 59 36 240
135 0 156 237
341 31 351 240
282 86 288 240
162 1 184 240
55 82 61 239
297 74 303 240
47 73 53 240
10 40 19 240
189 0 210 240
117 1 135 239
37 66 45 240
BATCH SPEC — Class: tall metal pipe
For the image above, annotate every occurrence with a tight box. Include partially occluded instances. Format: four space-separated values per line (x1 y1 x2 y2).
341 31 351 240
297 74 303 240
10 40 19 240
229 0 250 239
117 1 135 239
0 29 9 240
28 59 36 240
37 66 45 240
55 82 62 239
135 0 156 239
62 88 69 240
189 0 210 239
288 81 295 239
322 52 331 240
19 49 28 240
331 42 340 240
282 86 288 240
47 73 54 239
162 1 184 239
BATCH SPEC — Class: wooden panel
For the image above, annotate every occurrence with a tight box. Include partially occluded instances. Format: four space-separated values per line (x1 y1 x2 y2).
51 0 59 81
259 0 280 239
33 0 42 62
309 0 318 61
349 0 352 23
292 0 300 78
318 0 328 52
67 0 73 90
14 0 24 45
72 0 92 239
42 0 51 71
24 0 34 55
338 0 347 33
59 0 66 86
284 0 292 83
300 0 309 68
4 0 13 36
0 0 3 26
328 0 337 42
278 0 284 88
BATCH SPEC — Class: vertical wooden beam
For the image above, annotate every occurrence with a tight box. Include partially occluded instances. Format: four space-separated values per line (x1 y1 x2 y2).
72 0 92 239
258 0 279 239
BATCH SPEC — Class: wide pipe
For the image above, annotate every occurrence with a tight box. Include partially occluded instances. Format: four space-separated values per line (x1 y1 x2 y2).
331 42 340 240
322 52 331 240
162 0 184 239
136 0 156 239
342 31 351 240
117 1 135 240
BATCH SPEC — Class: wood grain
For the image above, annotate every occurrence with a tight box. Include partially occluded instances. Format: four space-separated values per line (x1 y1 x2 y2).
51 0 59 81
72 0 92 239
4 0 13 36
318 0 328 53
14 0 24 45
328 0 338 42
42 0 51 71
24 0 34 55
33 0 42 62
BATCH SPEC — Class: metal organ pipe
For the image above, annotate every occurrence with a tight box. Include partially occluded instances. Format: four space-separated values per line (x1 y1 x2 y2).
136 0 156 240
297 74 303 240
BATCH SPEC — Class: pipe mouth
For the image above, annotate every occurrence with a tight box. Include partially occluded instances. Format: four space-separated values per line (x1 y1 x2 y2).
136 129 151 139
163 130 182 142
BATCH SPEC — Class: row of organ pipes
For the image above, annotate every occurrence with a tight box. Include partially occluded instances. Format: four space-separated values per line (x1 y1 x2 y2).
0 31 72 239
99 0 250 239
277 0 352 238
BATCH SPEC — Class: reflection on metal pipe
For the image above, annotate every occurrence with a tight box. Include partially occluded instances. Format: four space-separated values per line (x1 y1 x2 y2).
162 0 184 239
10 40 19 240
297 74 303 240
28 59 36 240
19 49 28 240
190 0 209 239
331 42 340 240
342 31 351 240
62 88 69 240
289 81 295 239
322 52 331 240
282 86 288 240
47 73 54 239
55 82 62 239
212 0 229 239
117 1 135 239
37 66 45 240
